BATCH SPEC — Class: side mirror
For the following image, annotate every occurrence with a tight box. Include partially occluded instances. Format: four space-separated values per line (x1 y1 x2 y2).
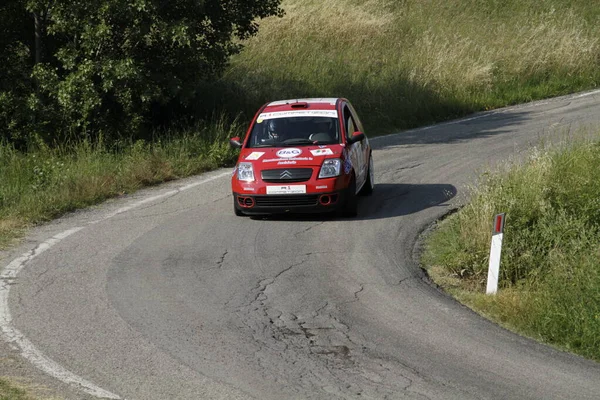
229 137 242 148
347 132 365 144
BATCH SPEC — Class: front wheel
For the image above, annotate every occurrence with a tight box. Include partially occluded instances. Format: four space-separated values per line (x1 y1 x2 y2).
359 154 374 196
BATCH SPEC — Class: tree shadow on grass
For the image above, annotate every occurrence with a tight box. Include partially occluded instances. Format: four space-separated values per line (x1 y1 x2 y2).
191 68 475 133
190 66 533 150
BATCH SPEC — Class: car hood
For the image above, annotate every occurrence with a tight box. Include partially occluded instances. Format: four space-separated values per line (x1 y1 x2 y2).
239 145 345 168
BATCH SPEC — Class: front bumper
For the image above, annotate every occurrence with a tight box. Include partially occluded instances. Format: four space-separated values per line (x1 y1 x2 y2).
233 190 348 215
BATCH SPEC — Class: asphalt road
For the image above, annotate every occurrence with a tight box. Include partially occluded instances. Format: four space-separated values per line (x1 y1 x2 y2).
4 91 600 399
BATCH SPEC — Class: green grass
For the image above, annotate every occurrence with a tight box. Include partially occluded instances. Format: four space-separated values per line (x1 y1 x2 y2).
0 378 37 400
422 134 600 361
0 115 243 248
209 0 600 134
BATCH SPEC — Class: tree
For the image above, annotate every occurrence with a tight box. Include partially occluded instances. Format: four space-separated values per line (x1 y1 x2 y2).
0 0 283 144
0 0 36 143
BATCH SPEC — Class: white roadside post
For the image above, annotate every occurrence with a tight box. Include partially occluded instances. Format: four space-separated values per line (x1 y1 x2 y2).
486 213 506 295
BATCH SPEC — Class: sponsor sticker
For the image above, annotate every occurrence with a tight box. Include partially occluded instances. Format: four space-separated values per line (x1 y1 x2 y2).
310 148 334 156
258 110 338 120
316 185 328 190
245 152 265 161
343 156 352 174
243 187 255 191
263 157 313 163
266 185 307 195
277 160 297 165
276 148 302 158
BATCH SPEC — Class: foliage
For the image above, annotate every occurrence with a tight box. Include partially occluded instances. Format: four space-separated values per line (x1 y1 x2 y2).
0 113 243 248
423 136 600 360
0 377 36 400
0 0 282 144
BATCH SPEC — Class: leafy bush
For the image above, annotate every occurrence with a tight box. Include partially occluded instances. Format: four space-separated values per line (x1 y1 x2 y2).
0 0 282 144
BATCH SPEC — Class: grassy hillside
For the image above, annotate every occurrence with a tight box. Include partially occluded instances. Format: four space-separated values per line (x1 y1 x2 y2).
2 0 600 248
218 0 600 133
423 135 600 361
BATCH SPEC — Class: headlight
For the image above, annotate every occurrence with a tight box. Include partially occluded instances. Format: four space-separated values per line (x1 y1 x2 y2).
318 158 341 178
237 162 255 182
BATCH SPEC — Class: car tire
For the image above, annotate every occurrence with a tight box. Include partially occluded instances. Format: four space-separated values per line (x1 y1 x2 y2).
359 153 374 196
341 178 358 217
233 199 245 217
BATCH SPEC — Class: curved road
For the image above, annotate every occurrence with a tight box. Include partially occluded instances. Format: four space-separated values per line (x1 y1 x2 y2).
4 91 600 399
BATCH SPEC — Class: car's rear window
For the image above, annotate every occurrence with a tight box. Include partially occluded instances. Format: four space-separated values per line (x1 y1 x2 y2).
247 115 341 148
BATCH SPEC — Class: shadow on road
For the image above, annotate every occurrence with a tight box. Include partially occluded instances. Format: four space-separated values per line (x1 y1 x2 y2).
357 183 456 220
371 110 533 149
250 183 456 222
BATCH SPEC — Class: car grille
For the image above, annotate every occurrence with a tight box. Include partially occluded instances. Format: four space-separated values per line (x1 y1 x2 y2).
254 195 319 207
261 168 313 183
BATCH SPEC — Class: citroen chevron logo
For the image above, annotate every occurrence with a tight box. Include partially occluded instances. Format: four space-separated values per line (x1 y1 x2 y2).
280 170 293 179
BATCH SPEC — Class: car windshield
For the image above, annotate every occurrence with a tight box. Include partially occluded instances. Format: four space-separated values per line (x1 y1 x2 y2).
247 116 340 148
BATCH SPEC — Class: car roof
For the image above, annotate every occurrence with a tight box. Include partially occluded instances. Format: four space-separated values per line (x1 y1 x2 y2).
263 98 341 113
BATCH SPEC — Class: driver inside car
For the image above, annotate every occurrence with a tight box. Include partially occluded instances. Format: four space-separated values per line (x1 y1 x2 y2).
262 119 285 143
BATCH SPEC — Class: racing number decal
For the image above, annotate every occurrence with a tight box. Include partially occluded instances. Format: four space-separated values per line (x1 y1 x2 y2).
358 140 367 184
349 144 364 182
343 103 367 189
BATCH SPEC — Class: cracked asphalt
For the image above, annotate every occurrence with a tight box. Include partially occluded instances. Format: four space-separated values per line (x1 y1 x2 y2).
3 91 600 399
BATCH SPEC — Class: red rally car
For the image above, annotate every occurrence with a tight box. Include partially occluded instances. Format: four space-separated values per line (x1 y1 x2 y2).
230 98 374 217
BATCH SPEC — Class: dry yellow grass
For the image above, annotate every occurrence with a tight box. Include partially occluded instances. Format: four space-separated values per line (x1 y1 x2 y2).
0 218 27 248
228 0 600 132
